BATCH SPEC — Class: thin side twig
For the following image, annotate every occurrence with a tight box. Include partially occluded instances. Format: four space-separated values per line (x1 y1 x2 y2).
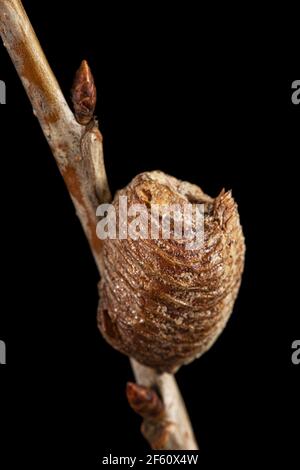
0 0 198 450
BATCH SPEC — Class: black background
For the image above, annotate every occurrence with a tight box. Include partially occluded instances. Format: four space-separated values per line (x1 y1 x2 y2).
0 1 299 466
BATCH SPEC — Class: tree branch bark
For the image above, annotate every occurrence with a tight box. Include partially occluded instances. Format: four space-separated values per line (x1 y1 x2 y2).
0 0 106 270
130 359 198 450
0 0 198 450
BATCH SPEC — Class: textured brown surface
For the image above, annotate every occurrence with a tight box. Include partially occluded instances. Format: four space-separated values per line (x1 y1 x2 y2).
97 171 245 373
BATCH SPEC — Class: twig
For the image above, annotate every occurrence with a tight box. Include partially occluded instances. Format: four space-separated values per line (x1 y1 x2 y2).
0 0 109 270
0 0 198 450
129 359 198 450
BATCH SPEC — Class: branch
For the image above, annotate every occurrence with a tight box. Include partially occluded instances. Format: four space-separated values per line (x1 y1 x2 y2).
0 0 198 450
0 0 110 270
128 359 198 450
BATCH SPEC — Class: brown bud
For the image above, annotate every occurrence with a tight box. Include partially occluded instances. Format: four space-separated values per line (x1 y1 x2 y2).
71 60 96 125
126 382 165 420
97 171 245 373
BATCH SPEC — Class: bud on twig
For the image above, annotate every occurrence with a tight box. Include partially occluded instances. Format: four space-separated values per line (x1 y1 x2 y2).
71 60 96 125
126 381 183 450
126 382 165 421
